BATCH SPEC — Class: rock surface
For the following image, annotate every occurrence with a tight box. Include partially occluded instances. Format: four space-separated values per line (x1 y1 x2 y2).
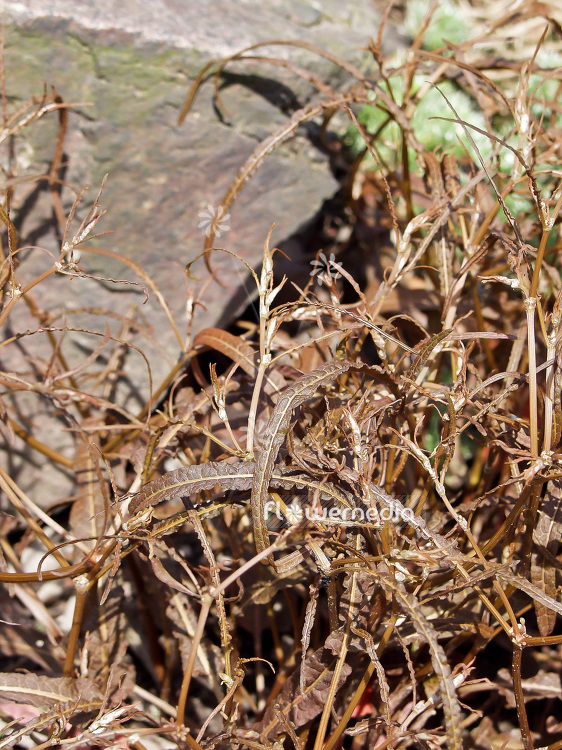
0 1 392 384
0 0 400 501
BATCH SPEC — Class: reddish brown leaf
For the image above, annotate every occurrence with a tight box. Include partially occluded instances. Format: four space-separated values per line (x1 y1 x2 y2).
0 673 103 709
531 478 562 635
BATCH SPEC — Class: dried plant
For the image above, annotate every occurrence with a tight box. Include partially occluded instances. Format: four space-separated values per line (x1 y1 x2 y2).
1 3 562 749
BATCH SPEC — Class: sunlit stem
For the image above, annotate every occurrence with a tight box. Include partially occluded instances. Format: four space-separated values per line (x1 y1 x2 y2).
525 296 538 456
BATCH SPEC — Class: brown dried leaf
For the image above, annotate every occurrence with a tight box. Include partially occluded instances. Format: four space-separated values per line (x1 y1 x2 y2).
148 553 193 595
69 421 107 555
498 570 562 619
257 644 351 740
0 673 103 709
496 668 562 708
130 459 257 514
0 624 64 673
131 458 355 520
300 578 321 694
374 564 464 750
531 477 562 636
166 593 225 701
0 698 104 748
251 360 356 558
83 588 135 702
337 569 378 635
351 625 392 726
193 328 257 377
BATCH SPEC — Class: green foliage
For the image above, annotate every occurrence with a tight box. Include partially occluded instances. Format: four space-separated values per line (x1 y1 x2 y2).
404 0 473 49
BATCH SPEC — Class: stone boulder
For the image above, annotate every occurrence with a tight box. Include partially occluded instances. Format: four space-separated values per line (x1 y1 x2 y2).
0 1 397 388
0 0 402 500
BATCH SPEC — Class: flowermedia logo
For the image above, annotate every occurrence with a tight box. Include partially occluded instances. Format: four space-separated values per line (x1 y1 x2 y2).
197 205 231 237
309 251 341 286
264 499 414 526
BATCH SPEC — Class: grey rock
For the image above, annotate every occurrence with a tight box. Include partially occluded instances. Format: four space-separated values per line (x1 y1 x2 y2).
0 0 391 344
0 0 399 502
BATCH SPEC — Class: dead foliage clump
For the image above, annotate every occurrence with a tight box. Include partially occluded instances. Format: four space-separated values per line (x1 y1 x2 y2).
1 3 562 748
